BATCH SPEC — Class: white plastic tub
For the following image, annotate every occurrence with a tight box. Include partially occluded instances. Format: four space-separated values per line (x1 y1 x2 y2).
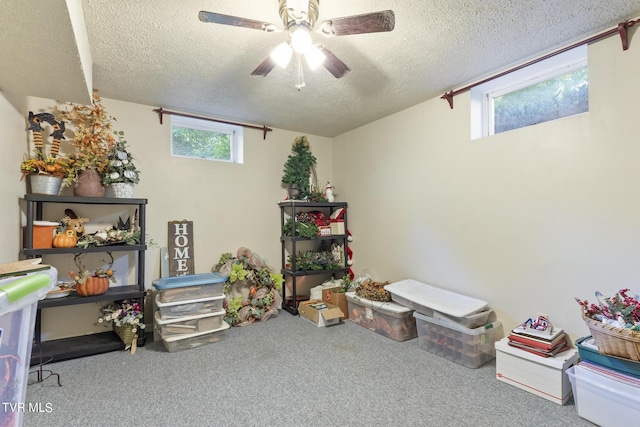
158 322 230 353
384 279 489 318
0 270 55 427
154 309 226 337
155 294 225 319
414 311 501 368
153 272 227 303
346 292 417 341
567 362 640 426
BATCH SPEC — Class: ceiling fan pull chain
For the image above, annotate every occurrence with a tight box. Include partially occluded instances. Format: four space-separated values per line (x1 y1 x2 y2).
295 54 306 91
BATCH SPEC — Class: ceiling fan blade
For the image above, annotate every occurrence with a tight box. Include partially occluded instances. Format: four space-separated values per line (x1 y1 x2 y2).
319 10 395 36
251 56 277 77
198 11 278 32
318 45 350 78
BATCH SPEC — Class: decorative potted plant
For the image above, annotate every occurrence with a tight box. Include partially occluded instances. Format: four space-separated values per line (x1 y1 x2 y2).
20 112 71 195
281 135 317 199
54 90 116 197
102 131 140 198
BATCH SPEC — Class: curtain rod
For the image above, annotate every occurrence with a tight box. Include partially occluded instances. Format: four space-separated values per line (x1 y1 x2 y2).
152 108 273 140
441 18 640 109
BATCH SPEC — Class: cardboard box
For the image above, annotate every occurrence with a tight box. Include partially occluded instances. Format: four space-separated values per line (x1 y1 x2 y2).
322 286 348 320
298 300 343 327
495 337 579 405
330 220 344 235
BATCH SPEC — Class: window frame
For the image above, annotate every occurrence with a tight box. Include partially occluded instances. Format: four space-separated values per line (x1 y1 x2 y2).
170 115 244 164
470 45 588 139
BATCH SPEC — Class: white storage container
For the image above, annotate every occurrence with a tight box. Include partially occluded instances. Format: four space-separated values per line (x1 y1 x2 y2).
154 309 226 337
495 337 579 405
0 271 54 427
567 362 640 426
384 279 489 321
414 311 501 368
158 322 230 353
155 294 224 319
153 272 227 303
346 292 417 341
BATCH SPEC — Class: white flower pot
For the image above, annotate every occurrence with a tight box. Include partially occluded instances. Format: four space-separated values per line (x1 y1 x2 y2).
111 183 134 198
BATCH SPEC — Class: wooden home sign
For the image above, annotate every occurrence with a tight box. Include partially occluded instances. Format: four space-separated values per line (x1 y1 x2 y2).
167 220 194 276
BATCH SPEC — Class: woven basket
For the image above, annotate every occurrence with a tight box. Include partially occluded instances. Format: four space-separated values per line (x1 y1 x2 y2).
73 168 106 197
583 315 640 361
114 324 137 347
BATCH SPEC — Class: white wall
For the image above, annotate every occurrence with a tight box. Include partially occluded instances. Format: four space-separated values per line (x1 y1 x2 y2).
0 93 29 263
333 33 640 341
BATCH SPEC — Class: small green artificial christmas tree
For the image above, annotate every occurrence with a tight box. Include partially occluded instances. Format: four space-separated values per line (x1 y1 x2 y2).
102 131 140 185
281 135 316 199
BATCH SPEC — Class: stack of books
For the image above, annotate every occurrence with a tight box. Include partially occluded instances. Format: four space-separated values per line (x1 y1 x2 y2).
508 323 570 357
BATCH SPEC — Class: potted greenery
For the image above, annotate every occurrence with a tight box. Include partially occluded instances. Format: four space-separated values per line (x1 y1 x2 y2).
54 90 116 197
281 135 317 199
102 131 140 198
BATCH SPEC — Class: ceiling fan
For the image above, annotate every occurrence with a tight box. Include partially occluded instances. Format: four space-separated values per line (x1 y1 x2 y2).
198 0 395 89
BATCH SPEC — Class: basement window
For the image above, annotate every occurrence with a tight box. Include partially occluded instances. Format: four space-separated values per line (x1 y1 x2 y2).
170 115 243 163
471 45 588 139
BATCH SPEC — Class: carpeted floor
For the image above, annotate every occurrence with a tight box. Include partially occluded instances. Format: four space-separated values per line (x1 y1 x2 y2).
23 312 591 427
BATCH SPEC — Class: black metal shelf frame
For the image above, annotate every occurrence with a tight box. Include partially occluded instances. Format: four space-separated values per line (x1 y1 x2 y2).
278 201 349 315
22 194 148 364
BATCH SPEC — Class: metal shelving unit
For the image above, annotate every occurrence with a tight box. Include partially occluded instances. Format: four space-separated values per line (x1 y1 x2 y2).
22 194 147 364
278 200 348 315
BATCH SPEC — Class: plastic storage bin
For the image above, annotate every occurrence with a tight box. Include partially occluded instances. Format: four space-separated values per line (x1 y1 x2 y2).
153 272 227 303
575 336 640 378
154 309 226 337
345 292 417 341
414 311 501 368
158 322 230 353
384 279 489 320
0 271 54 427
155 294 225 319
567 362 640 427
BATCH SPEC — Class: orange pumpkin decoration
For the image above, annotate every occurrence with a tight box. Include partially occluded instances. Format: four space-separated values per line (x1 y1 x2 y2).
75 276 110 297
53 229 78 248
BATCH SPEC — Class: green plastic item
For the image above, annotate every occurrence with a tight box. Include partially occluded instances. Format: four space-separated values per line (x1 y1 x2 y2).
0 273 50 303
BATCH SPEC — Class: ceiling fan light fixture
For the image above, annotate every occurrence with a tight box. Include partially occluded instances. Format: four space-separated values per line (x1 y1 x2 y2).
291 26 312 54
270 42 293 68
304 44 326 70
286 0 309 21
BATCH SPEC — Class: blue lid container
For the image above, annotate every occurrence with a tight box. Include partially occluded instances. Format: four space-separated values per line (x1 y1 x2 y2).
153 272 228 290
576 336 640 378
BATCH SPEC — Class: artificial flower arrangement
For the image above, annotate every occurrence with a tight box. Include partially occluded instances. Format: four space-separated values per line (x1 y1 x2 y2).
53 90 117 186
102 131 141 186
575 288 640 331
98 299 145 352
98 299 145 331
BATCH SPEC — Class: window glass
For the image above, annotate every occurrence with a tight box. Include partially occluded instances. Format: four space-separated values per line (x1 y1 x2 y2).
170 115 243 163
471 45 588 139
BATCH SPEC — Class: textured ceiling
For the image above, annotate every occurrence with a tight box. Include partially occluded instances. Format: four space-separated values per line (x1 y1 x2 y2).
2 1 640 137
